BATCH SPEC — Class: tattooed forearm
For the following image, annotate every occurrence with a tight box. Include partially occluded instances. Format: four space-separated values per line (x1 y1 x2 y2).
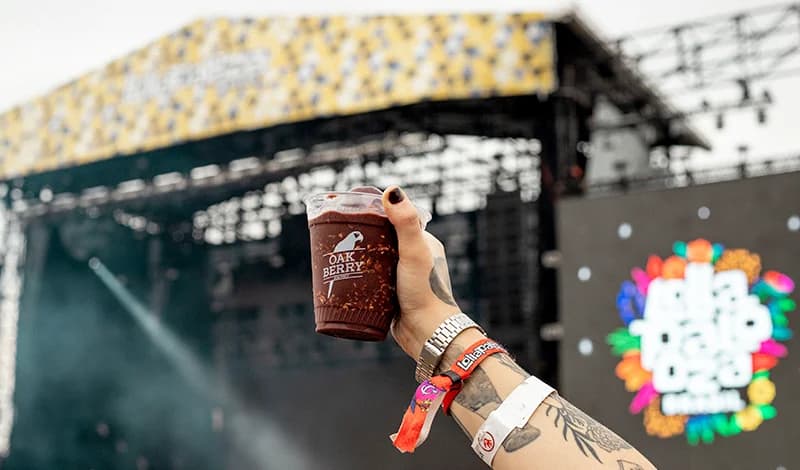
503 424 541 452
437 343 541 453
453 367 502 415
495 353 531 379
454 400 540 453
542 394 632 463
452 367 541 453
429 256 458 306
617 459 645 470
439 342 643 464
436 343 466 375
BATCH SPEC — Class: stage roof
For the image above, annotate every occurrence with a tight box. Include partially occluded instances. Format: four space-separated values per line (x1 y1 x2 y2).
0 13 557 179
0 12 707 181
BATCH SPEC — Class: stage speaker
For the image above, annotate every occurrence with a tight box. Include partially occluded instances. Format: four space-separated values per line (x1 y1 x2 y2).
478 190 539 369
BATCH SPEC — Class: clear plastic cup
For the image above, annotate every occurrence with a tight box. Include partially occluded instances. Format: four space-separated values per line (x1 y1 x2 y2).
304 188 430 341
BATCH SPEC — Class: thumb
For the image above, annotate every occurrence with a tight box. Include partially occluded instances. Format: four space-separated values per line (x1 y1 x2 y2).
382 186 429 263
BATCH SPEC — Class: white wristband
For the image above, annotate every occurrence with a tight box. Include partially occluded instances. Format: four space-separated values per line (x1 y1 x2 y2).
471 375 554 467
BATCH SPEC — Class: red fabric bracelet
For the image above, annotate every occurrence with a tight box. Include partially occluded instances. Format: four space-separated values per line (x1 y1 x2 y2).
439 338 507 414
391 338 507 453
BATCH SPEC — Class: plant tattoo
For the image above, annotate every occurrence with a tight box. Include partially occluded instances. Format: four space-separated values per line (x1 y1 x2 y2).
543 395 632 463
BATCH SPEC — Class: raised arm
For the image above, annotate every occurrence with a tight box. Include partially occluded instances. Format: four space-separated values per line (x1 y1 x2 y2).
381 186 657 469
436 328 655 469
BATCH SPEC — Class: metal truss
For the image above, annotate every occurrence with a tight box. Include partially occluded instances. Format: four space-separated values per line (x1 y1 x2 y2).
9 133 542 246
613 3 800 97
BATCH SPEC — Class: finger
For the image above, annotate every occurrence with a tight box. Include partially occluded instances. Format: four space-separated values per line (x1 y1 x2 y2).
382 186 429 263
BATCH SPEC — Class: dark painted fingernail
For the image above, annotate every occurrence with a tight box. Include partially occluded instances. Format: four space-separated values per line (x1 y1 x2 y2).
388 188 404 204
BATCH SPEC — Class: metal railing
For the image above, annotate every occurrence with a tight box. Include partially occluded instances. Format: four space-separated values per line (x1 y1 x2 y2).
585 153 800 197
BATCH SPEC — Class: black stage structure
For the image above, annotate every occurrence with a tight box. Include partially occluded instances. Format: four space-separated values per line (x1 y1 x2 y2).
0 13 712 470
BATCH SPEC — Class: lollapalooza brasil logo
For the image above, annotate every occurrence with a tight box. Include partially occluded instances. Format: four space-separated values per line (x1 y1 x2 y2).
607 239 795 445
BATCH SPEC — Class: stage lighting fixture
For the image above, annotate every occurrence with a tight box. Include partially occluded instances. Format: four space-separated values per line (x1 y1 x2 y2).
80 186 110 205
153 172 185 191
737 79 751 103
117 179 146 194
686 170 695 185
540 250 562 268
539 322 564 341
229 157 261 174
788 215 800 232
737 145 750 160
617 222 633 239
241 193 260 211
190 164 221 181
757 108 767 124
577 338 594 356
39 188 53 202
205 228 224 245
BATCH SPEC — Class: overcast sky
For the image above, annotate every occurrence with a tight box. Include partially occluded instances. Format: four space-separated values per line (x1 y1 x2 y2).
1 0 797 168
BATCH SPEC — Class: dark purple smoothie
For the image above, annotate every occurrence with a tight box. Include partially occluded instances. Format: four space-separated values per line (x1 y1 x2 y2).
306 188 399 341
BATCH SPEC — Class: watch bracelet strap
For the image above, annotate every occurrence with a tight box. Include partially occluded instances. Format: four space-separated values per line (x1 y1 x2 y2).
415 312 486 383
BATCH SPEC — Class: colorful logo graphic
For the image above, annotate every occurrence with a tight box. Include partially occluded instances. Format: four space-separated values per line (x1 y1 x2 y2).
607 239 795 445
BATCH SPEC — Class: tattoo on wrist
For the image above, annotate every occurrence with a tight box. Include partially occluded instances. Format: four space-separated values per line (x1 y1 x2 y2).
617 460 645 470
429 256 458 306
542 394 632 463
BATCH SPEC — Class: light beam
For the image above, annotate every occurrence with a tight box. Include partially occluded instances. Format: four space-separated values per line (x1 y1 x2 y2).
89 257 312 470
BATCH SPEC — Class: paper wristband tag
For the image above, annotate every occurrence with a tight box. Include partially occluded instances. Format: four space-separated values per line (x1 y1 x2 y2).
471 375 554 467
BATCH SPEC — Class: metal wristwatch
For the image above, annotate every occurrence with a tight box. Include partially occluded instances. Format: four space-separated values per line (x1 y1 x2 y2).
415 313 486 383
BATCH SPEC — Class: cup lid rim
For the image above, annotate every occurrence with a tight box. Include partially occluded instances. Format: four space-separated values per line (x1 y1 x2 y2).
302 191 382 204
303 191 432 225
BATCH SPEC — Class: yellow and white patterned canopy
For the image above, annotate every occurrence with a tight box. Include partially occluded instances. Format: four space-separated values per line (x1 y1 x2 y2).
0 14 556 179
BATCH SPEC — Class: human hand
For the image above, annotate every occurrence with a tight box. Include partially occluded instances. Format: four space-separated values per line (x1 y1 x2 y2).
380 186 462 359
